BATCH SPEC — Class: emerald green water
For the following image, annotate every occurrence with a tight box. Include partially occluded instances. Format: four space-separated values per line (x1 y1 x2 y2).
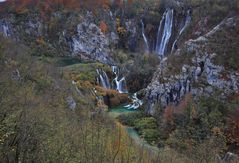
108 106 159 152
108 105 138 118
56 57 82 66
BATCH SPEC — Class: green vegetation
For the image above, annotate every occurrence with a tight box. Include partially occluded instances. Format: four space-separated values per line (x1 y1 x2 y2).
155 94 239 159
117 112 145 126
118 93 239 160
118 113 159 145
135 117 159 144
0 36 163 162
0 0 239 162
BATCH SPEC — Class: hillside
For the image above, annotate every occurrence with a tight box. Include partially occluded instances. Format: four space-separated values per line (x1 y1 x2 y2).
0 0 239 162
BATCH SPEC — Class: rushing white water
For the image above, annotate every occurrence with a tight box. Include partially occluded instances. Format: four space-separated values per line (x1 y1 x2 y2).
96 66 142 109
155 9 174 56
96 69 111 89
112 66 128 93
155 12 166 54
96 66 128 93
171 10 191 53
140 20 150 53
0 21 12 37
124 93 143 110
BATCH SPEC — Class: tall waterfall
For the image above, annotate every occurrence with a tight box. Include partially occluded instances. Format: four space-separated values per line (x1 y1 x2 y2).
171 10 191 53
155 9 174 56
96 69 111 89
140 20 150 53
112 66 128 93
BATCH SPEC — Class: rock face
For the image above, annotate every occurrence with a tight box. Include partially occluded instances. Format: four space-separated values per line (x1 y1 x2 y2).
146 16 239 114
0 17 45 40
125 19 138 51
25 20 44 37
66 96 77 110
0 12 114 65
70 19 114 64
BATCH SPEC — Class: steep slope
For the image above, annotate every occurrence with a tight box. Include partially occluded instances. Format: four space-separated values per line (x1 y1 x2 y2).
146 15 239 114
0 36 160 162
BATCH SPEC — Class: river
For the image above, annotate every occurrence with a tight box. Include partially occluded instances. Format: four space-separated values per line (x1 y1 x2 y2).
108 105 159 153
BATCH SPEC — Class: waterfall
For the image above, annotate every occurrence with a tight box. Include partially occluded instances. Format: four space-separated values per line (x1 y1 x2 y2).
140 20 150 53
155 9 174 56
96 66 142 110
96 69 111 89
0 20 12 37
112 66 128 93
124 93 143 109
171 10 191 53
96 66 128 93
155 12 166 53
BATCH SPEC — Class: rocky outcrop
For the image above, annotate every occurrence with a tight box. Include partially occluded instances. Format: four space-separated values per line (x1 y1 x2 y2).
25 19 44 37
69 19 114 64
0 12 114 65
125 19 138 51
66 96 77 110
0 16 45 40
146 16 239 114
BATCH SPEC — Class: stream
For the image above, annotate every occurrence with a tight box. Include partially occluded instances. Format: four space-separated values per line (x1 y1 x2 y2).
108 106 159 152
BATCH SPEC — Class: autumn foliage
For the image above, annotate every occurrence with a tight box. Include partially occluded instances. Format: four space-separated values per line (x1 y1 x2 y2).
163 93 194 124
0 0 110 18
163 105 174 124
99 21 108 34
225 108 239 146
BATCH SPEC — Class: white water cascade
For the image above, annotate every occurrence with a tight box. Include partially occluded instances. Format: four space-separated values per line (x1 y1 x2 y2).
171 10 191 53
112 66 128 93
124 93 143 110
155 9 174 56
96 66 143 110
140 20 150 53
96 66 128 93
0 20 12 37
96 69 111 89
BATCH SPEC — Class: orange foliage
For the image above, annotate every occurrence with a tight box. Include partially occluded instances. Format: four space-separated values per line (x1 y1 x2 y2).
0 0 142 16
175 93 193 114
163 105 174 124
99 21 108 34
163 93 197 124
95 86 129 107
36 37 45 45
225 109 239 146
0 0 114 18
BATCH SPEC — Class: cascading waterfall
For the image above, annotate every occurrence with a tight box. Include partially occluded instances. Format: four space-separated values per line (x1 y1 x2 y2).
96 69 111 89
0 20 12 37
124 93 143 110
155 9 174 57
140 20 150 53
96 66 142 109
171 10 191 53
112 66 128 93
96 66 128 93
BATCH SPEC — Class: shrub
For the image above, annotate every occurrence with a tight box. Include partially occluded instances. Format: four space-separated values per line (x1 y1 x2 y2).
141 129 160 144
117 112 145 126
135 117 158 130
